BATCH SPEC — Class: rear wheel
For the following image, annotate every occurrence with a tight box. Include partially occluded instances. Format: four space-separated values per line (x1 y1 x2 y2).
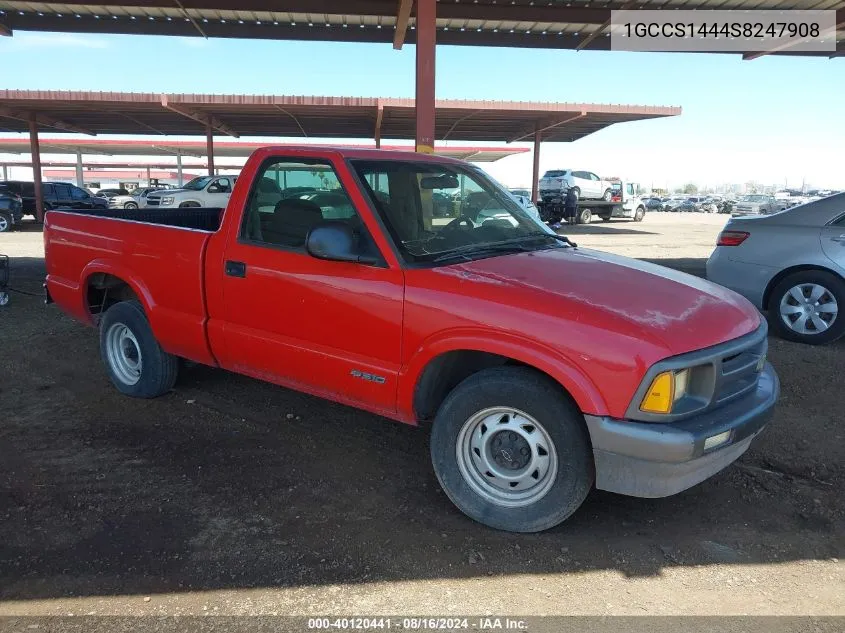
99 300 179 397
0 212 11 233
633 206 645 222
768 270 845 345
430 367 593 533
602 189 612 202
577 208 592 224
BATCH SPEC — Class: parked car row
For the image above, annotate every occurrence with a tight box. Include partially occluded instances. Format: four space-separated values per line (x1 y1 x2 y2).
0 180 108 227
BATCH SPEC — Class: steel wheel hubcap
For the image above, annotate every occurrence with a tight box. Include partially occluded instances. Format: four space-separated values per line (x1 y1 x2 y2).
105 323 143 385
456 407 558 508
780 283 838 335
0 216 8 231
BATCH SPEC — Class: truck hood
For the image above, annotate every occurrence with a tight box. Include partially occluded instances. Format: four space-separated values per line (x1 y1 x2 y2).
147 189 186 196
446 246 761 356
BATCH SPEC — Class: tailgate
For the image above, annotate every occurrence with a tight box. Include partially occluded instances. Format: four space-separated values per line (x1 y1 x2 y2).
539 177 563 191
45 211 215 364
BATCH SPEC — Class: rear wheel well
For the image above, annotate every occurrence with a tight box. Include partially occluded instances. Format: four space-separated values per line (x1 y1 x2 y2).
86 273 140 319
763 265 844 309
413 350 577 423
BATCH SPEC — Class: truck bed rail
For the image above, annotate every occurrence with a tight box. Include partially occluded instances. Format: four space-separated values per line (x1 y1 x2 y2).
49 207 224 232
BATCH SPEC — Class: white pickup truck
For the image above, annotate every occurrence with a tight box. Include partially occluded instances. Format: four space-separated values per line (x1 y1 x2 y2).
143 175 237 209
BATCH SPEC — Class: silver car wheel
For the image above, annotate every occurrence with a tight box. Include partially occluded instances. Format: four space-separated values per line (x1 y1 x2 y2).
779 283 838 335
456 407 558 508
105 323 143 385
0 214 9 232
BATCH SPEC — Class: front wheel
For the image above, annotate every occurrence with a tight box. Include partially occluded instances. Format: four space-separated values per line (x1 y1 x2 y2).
100 300 179 397
0 212 12 233
124 202 138 210
768 271 845 345
633 206 645 222
430 367 594 533
179 201 201 208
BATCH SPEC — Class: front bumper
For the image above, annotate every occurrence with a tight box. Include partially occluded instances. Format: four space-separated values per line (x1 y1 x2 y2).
585 363 779 498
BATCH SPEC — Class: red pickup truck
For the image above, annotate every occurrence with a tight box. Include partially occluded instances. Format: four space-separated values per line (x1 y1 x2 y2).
44 146 779 533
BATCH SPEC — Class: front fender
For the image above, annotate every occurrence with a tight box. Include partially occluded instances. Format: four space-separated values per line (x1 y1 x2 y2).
397 327 609 422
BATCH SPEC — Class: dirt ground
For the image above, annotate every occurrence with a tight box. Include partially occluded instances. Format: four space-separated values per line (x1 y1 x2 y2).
0 214 843 618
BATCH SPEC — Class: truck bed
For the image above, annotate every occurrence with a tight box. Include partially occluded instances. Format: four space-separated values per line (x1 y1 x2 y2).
55 206 224 232
44 208 219 366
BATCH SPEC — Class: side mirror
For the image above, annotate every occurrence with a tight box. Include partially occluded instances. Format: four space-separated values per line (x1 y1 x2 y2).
306 221 379 265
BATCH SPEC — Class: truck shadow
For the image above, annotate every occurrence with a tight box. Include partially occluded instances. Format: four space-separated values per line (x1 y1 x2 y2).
641 257 707 278
0 257 842 602
557 224 660 236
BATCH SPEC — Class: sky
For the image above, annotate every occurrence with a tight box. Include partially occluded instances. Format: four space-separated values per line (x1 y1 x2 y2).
1 31 844 190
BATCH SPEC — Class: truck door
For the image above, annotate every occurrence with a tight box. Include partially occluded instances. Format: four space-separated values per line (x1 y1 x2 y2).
217 156 404 414
624 183 636 211
206 177 233 207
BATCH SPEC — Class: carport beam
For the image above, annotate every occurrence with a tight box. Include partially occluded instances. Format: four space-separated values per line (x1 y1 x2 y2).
206 125 215 176
75 150 84 187
29 117 44 223
2 165 7 180
177 151 183 187
532 128 541 203
415 0 436 153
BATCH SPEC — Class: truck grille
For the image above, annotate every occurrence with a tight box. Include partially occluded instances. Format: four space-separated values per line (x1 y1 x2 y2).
624 322 769 423
146 198 160 206
713 333 767 407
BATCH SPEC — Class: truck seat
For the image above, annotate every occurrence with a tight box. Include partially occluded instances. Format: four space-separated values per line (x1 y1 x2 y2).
264 198 324 247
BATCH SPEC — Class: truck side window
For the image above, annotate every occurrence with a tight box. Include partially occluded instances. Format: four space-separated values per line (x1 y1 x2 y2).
241 158 376 255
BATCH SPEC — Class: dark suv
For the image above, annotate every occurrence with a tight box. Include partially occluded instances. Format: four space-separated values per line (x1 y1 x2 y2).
0 181 108 217
0 187 24 232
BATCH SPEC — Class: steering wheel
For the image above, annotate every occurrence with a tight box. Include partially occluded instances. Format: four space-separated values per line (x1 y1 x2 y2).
439 214 476 235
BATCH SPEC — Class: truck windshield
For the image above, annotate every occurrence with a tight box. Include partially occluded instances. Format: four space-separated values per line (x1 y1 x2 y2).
350 159 559 265
182 176 215 191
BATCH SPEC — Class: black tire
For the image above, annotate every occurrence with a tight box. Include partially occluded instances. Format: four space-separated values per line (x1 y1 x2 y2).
0 212 12 233
99 300 179 397
602 189 612 202
430 367 594 533
124 202 138 210
577 208 592 224
767 270 845 345
179 201 201 208
633 206 645 222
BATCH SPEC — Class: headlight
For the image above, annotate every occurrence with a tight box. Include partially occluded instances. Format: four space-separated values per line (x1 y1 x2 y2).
639 368 690 414
161 196 175 206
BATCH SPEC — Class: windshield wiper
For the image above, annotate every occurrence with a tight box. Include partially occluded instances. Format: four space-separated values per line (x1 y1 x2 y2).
503 233 578 248
431 241 536 263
